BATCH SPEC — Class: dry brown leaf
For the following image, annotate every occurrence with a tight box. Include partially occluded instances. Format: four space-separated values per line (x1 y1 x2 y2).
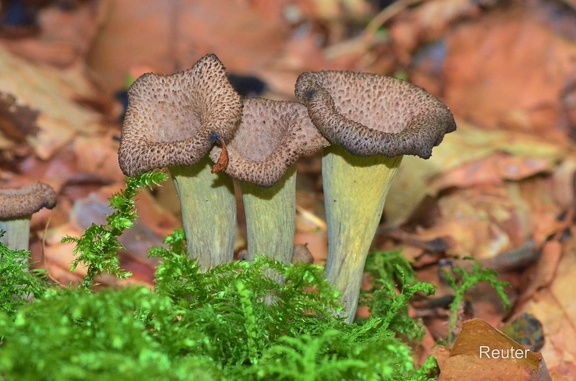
73 130 125 183
517 240 563 306
1 1 102 67
436 318 551 381
0 47 103 159
521 233 576 377
441 1 576 135
429 153 553 191
389 0 481 64
0 92 39 142
550 157 576 209
385 120 565 228
295 204 328 264
211 136 229 174
295 0 373 23
404 175 565 260
89 0 288 90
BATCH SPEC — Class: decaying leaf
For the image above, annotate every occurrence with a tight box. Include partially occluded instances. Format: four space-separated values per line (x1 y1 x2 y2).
73 130 125 183
384 120 566 227
521 233 576 376
440 1 576 135
89 0 288 90
435 318 551 381
0 47 103 159
516 239 563 306
0 92 40 142
211 135 229 174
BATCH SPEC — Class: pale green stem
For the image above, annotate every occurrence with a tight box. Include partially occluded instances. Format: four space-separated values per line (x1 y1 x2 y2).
322 145 402 322
170 156 236 271
0 218 31 251
240 165 296 264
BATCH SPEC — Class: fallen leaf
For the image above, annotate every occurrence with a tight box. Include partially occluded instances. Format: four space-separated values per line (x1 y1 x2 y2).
88 0 288 90
436 318 551 381
0 47 104 159
429 153 553 191
521 233 576 376
211 136 229 174
73 129 125 183
516 239 563 307
0 91 39 142
441 1 576 136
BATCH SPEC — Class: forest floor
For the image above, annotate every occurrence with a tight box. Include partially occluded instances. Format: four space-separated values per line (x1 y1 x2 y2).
1 0 576 379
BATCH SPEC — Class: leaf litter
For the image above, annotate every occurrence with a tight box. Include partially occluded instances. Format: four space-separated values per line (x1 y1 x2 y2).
1 0 576 379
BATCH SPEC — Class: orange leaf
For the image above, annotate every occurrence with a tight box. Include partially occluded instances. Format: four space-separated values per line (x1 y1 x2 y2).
211 136 229 173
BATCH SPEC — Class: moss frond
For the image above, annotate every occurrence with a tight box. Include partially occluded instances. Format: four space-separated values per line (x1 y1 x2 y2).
0 238 48 316
63 171 167 288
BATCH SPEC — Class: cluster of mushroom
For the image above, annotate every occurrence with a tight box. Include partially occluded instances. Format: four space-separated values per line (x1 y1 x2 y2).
118 54 456 321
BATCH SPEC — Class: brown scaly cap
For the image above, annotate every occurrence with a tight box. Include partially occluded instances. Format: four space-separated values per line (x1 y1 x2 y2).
295 71 456 159
209 98 328 187
118 54 243 176
0 182 57 219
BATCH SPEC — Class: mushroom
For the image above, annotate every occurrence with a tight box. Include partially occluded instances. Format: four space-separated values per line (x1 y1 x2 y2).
295 70 456 321
209 97 328 263
0 182 57 250
118 54 242 270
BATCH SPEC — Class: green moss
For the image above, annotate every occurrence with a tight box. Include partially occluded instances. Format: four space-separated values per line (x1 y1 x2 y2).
441 258 510 342
0 252 434 380
62 170 168 288
0 238 48 316
0 173 439 380
361 250 435 342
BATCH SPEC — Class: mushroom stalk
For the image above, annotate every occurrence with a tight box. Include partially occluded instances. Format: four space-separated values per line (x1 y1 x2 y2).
0 218 31 251
322 145 402 322
295 70 456 322
170 157 236 270
0 182 57 251
209 98 327 265
117 54 243 270
240 166 296 263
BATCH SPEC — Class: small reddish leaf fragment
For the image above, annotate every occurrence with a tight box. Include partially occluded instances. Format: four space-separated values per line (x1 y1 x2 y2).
0 91 40 142
211 135 229 173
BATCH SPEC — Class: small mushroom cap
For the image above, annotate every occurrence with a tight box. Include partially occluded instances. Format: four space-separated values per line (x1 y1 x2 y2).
118 54 242 176
209 97 328 187
295 71 456 159
0 182 57 219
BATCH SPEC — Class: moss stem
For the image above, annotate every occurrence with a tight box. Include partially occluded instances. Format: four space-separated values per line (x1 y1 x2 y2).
170 156 236 270
322 145 402 322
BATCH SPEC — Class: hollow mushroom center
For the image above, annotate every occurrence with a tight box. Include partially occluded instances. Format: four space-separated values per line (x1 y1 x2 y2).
130 75 209 144
228 106 295 162
314 74 427 134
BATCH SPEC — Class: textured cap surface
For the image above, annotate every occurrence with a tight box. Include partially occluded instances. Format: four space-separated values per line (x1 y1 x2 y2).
118 54 243 176
295 71 456 159
0 182 57 219
210 98 328 187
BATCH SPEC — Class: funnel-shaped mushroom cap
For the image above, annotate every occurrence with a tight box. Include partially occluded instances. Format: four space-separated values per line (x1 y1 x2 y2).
295 71 456 159
210 98 328 187
0 182 57 219
118 54 243 176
